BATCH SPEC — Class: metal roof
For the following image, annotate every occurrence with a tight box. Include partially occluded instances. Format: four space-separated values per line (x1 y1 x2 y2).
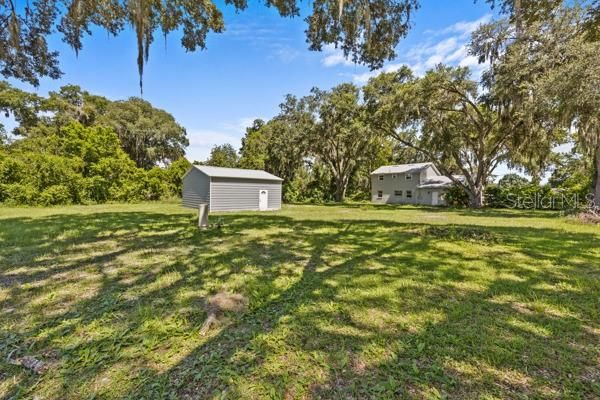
417 175 464 189
370 163 436 175
417 176 454 189
193 165 283 181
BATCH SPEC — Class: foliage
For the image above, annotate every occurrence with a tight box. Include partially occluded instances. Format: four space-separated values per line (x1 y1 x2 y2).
238 119 268 170
284 162 335 203
472 5 600 205
305 83 382 202
0 81 43 135
2 83 188 169
0 122 187 205
364 64 547 208
444 184 470 207
238 101 312 201
205 144 239 168
446 173 588 211
0 0 419 91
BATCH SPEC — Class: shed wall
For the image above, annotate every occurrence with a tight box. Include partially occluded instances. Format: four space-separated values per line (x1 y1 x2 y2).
210 177 282 212
182 168 210 208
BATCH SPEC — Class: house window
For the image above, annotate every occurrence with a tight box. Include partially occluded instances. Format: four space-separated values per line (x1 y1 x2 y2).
405 174 412 180
394 190 403 197
406 190 413 198
377 191 383 199
392 174 397 179
378 175 384 181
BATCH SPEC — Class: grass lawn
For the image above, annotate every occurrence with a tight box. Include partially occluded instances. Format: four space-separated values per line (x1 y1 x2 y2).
0 202 598 399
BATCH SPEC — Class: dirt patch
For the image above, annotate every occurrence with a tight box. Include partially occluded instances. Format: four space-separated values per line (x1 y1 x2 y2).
573 210 600 224
199 292 248 335
422 226 500 243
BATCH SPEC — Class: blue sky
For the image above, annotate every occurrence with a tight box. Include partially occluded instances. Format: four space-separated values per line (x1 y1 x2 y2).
7 0 498 164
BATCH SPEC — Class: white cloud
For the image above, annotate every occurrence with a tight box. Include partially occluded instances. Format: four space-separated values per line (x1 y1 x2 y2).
186 130 242 162
220 117 261 133
350 14 491 84
322 44 355 67
185 117 263 162
440 14 492 37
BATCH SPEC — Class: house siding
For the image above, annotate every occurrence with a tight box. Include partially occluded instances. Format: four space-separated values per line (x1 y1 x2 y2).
371 165 449 206
209 177 282 212
371 172 420 204
182 168 210 208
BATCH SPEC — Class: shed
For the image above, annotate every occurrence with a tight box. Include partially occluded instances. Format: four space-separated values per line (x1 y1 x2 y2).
182 165 283 212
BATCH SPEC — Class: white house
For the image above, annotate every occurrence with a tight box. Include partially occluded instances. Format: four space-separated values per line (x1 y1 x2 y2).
370 163 458 206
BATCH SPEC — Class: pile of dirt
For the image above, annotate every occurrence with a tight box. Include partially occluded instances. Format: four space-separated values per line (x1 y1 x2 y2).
199 292 248 335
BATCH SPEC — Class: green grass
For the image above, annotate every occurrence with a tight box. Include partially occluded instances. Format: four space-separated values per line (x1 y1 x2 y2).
0 202 598 399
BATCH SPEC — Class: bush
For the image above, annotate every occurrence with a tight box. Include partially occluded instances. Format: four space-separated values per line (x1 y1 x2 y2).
1 183 38 205
445 184 469 207
39 185 72 206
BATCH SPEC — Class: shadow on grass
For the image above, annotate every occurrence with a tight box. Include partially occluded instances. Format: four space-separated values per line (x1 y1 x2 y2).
0 208 598 399
291 202 563 219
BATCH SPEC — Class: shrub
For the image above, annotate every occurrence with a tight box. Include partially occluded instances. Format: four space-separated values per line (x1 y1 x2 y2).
1 183 37 205
39 185 72 206
445 184 469 207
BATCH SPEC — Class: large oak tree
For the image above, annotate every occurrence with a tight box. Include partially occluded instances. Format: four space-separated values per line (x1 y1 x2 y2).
472 5 600 207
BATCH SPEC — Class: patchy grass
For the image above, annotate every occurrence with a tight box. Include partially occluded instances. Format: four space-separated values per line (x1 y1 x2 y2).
0 202 598 399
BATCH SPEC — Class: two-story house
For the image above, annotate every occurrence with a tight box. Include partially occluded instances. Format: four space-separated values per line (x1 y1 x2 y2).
370 163 456 206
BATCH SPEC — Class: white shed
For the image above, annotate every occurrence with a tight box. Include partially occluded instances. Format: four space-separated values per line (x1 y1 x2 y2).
182 165 283 212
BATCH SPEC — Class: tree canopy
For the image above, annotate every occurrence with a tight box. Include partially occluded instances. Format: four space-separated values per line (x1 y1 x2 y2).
471 4 600 206
0 81 190 205
0 0 419 91
1 83 188 169
205 143 239 168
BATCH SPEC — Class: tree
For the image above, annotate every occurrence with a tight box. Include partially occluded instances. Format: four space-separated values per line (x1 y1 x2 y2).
16 85 188 169
548 153 592 197
364 65 546 208
497 173 528 189
205 144 238 168
306 83 379 202
0 81 43 135
239 119 268 170
239 97 311 187
472 5 600 206
43 85 111 128
98 97 188 169
0 0 419 91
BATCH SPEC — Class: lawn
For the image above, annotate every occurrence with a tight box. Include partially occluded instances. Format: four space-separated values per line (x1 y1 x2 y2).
0 202 598 399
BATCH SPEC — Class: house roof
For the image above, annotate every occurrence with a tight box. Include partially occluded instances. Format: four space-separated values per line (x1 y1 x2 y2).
192 165 283 181
417 175 464 189
370 162 438 175
417 176 454 189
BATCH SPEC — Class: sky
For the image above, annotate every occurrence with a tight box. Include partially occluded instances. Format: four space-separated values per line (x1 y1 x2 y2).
5 0 517 173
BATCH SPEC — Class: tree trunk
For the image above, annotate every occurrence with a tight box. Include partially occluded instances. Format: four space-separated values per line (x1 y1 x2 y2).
593 143 600 208
467 184 485 208
514 0 523 37
334 175 347 202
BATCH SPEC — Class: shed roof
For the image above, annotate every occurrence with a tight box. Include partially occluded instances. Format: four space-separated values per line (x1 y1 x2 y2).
370 162 437 175
193 165 283 181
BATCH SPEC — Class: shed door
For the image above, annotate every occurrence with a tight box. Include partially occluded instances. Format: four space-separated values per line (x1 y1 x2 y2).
259 190 269 210
431 191 439 206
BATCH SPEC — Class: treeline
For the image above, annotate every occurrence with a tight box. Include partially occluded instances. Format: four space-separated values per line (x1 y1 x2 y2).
204 4 599 208
202 90 427 203
0 84 191 206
